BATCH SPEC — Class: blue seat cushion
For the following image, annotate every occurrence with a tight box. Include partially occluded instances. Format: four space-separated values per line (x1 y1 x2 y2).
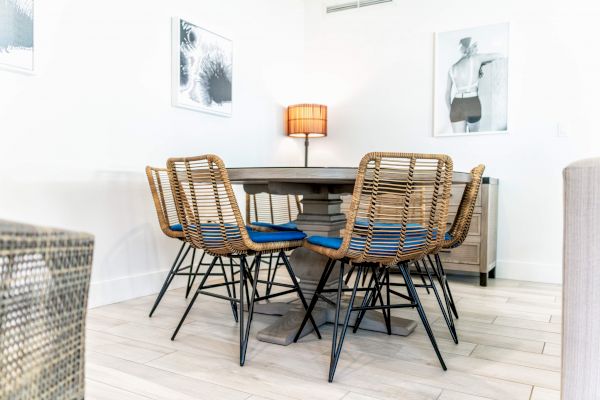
307 222 438 256
169 223 305 243
247 229 306 243
444 232 452 241
250 221 299 231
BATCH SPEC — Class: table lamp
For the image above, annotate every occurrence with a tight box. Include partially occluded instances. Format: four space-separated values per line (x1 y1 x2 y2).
286 104 327 167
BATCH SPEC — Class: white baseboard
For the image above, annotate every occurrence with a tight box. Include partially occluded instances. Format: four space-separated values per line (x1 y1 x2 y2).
88 269 186 308
495 260 562 284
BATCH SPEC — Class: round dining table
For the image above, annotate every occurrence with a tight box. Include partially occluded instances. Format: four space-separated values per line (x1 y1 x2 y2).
227 167 471 345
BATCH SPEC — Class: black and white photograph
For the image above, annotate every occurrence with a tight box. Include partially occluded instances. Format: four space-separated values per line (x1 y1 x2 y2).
172 17 232 116
434 23 509 136
0 0 34 72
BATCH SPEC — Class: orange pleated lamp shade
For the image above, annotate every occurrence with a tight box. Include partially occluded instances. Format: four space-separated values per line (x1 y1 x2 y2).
286 104 327 138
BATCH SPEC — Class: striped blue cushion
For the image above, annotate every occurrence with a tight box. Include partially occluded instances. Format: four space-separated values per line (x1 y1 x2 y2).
169 223 305 244
307 222 439 256
250 221 299 231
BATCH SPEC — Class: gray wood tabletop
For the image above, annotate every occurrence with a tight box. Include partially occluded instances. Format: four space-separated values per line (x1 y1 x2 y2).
227 167 472 184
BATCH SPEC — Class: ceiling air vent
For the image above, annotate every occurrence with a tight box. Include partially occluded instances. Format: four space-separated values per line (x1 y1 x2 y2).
326 1 358 13
326 0 393 14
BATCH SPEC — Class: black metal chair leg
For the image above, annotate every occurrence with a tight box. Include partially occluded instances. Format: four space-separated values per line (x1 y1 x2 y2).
352 270 377 334
267 255 282 296
185 248 197 298
422 257 458 344
149 242 190 317
280 251 321 339
171 256 218 340
293 259 335 342
239 255 246 363
186 250 206 298
218 256 238 323
413 260 430 294
265 253 274 296
344 263 356 285
434 253 459 319
242 257 252 306
244 256 261 301
372 267 391 335
353 267 389 334
329 264 362 383
240 253 261 366
229 257 237 301
385 269 392 334
399 262 447 371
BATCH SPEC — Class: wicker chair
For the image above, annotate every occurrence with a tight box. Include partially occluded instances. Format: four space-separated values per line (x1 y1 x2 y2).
430 164 486 320
347 164 485 345
246 193 302 294
167 154 319 365
294 152 453 382
0 220 93 400
146 166 217 317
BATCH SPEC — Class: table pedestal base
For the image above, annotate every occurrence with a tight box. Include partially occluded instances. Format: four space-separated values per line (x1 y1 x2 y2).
254 299 417 345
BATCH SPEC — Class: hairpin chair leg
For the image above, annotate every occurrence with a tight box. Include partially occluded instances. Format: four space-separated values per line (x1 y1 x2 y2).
293 259 336 343
240 253 261 366
344 263 356 285
171 256 219 340
186 250 207 298
279 251 321 339
218 256 238 323
149 242 191 317
353 267 389 334
413 260 430 294
229 257 237 302
329 264 362 382
352 270 377 333
184 248 197 299
244 256 261 301
239 255 246 364
432 254 459 319
399 262 447 370
422 257 458 344
267 252 285 296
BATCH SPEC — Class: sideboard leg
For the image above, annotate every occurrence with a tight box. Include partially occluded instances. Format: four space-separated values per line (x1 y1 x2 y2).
488 267 496 279
479 273 488 287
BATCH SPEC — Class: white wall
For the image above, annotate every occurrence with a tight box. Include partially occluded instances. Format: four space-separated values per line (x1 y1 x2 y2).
0 0 306 307
301 0 600 283
2 0 597 308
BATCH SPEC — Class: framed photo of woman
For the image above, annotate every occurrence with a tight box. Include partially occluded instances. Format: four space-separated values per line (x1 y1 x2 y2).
434 23 509 137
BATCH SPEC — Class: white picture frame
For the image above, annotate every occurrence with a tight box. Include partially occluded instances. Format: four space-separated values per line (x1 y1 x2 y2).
0 0 34 74
171 17 233 117
433 22 509 137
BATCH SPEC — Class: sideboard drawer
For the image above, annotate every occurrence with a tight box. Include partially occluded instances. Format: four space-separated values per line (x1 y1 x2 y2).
439 241 480 265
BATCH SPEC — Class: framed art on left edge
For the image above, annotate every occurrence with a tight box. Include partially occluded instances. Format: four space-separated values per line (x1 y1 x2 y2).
0 0 34 73
172 17 233 117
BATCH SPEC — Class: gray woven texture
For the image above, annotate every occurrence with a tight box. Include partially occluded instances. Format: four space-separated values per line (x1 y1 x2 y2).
0 220 94 400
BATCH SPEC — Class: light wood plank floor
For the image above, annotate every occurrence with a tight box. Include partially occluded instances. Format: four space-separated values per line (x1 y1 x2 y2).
85 273 562 400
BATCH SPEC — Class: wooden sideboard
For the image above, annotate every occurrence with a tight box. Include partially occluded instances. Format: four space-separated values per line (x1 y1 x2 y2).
439 177 499 286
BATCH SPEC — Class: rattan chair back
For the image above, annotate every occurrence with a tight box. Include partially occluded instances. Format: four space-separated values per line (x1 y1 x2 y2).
146 166 184 239
335 152 453 265
246 193 301 225
443 164 485 249
167 154 304 256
